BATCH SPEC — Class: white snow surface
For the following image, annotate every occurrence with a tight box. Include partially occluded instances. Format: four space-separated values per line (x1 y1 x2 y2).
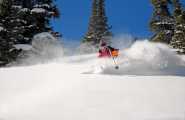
0 39 185 120
31 8 46 14
14 44 32 51
0 26 4 31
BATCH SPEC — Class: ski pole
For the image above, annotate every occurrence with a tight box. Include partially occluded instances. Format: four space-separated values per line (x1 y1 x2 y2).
107 47 119 69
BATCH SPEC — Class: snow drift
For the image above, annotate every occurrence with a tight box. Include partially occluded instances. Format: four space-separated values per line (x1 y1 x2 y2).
31 32 63 58
15 33 64 65
0 35 185 120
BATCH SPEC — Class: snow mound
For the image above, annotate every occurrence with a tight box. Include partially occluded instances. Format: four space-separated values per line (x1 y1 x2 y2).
16 32 64 66
89 41 185 76
14 44 32 51
32 32 63 56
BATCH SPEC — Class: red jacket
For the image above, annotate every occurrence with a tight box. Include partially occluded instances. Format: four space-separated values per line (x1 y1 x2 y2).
98 47 111 58
98 46 119 58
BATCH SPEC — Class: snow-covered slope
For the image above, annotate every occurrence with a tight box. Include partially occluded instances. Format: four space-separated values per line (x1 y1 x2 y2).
0 40 185 120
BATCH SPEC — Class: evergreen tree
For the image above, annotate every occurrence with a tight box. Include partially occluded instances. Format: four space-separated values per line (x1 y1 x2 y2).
0 0 60 66
0 0 11 16
83 0 112 46
31 0 60 34
96 0 112 44
0 0 59 44
0 0 21 66
170 0 185 54
150 0 174 44
82 0 98 44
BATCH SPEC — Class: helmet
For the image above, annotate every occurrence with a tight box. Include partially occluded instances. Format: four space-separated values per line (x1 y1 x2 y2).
101 42 106 47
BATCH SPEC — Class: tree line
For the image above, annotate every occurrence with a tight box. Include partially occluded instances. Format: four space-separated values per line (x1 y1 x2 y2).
83 0 185 54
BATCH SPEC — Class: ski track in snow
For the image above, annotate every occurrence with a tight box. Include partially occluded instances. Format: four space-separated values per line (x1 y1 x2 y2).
0 41 185 120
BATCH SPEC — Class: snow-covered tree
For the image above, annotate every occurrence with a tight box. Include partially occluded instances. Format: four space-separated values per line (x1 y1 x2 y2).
170 0 185 54
0 0 21 66
96 0 112 44
83 0 112 46
83 0 98 44
31 0 60 34
0 0 60 66
0 0 59 44
150 0 174 44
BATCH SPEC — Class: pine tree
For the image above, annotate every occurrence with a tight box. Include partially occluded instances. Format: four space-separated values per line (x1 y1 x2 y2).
0 0 21 66
0 0 11 16
96 0 112 44
0 0 59 45
31 0 60 34
83 0 112 46
0 0 60 66
82 0 98 44
170 0 185 54
150 0 174 44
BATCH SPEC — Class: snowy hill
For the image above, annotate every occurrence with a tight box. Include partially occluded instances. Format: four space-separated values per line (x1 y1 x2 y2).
0 40 185 120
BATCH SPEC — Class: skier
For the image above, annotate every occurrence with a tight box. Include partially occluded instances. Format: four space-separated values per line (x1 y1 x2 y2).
98 42 119 58
98 42 119 69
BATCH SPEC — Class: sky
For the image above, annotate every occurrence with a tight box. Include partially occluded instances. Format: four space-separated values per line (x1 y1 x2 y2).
51 0 185 41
